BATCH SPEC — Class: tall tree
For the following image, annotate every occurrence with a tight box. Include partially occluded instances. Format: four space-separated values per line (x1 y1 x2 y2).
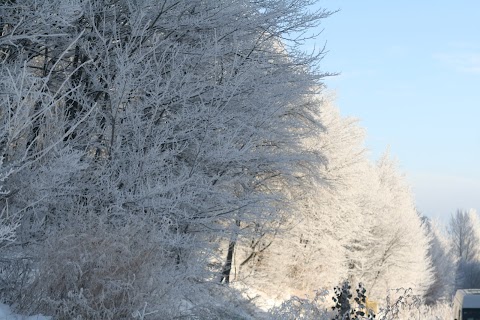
448 209 480 263
247 97 369 295
422 217 455 304
448 209 480 290
347 153 434 300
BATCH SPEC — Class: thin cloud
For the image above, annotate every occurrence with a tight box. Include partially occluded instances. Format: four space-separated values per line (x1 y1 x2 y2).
446 41 480 51
434 52 480 74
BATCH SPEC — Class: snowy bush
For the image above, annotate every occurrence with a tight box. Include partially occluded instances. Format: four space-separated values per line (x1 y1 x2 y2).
17 220 179 319
268 281 453 320
269 289 331 320
377 287 452 320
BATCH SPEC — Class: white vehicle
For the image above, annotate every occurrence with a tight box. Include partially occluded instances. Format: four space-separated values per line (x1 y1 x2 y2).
453 289 480 320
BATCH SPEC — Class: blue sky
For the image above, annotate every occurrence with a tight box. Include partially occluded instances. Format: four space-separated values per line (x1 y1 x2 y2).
304 1 480 222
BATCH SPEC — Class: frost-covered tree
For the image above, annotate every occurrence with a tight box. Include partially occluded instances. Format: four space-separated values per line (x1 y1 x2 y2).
422 216 455 304
448 209 480 263
0 0 333 317
241 97 369 296
448 209 480 290
224 97 368 300
347 153 433 300
235 102 433 304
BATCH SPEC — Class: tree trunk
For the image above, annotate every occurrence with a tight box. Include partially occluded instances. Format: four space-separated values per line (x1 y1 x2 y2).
220 239 236 284
220 220 240 284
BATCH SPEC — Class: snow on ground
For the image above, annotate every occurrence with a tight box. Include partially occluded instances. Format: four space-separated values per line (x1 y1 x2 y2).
0 304 51 320
233 282 291 311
